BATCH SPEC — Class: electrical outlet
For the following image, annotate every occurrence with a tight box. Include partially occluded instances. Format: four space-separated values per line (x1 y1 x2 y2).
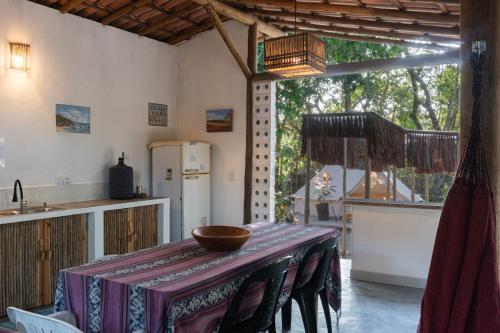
56 175 71 186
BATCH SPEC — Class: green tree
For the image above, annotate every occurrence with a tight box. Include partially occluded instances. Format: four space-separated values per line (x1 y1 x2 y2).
261 39 460 220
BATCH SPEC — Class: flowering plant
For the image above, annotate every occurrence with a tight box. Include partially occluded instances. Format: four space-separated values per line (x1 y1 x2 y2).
314 172 336 203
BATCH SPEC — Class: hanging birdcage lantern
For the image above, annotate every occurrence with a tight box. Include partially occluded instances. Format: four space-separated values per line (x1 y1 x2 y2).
264 32 326 78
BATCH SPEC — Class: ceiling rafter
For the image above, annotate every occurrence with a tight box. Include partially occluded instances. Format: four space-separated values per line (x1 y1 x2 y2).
231 0 459 24
283 27 451 51
269 19 458 45
138 3 201 36
101 0 151 25
33 0 461 45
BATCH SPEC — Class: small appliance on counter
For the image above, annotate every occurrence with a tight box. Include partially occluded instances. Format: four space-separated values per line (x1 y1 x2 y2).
109 152 134 199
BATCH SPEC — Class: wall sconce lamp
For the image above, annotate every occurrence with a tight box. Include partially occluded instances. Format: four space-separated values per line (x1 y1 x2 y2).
10 42 31 72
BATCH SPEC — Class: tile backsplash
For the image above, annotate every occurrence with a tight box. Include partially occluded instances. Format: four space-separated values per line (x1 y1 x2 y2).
0 182 109 209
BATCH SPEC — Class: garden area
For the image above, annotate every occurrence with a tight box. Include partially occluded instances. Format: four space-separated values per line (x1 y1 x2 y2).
264 39 460 221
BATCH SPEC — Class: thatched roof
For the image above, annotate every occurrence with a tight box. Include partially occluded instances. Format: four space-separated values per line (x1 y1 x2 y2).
30 0 459 48
301 112 459 174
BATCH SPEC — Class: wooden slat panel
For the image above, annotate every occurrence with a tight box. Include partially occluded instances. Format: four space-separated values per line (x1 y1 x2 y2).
104 205 158 255
0 215 87 318
49 215 88 300
0 221 40 317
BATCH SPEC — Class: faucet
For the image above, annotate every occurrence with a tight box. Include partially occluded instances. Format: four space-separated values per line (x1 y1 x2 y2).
12 179 26 211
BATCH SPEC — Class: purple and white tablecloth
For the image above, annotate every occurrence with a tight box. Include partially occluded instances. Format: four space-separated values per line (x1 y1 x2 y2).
54 222 341 333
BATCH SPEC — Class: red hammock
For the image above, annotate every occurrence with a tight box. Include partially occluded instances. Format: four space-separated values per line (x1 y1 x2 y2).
418 43 500 332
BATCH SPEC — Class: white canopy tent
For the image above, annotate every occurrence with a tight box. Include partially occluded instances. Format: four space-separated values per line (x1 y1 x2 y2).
293 165 423 218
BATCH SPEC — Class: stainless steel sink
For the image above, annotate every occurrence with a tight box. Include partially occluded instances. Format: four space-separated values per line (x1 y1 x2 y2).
0 206 62 216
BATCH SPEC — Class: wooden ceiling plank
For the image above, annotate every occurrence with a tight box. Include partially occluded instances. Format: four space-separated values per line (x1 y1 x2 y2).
60 0 85 13
166 18 217 44
191 0 284 37
271 19 458 44
389 0 404 10
138 3 200 36
101 0 151 25
149 1 201 28
249 9 459 37
232 0 459 24
207 5 253 79
282 27 451 51
254 49 460 81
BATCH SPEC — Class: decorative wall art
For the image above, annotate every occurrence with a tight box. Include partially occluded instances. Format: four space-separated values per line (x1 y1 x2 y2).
148 103 168 127
206 109 233 132
56 104 91 134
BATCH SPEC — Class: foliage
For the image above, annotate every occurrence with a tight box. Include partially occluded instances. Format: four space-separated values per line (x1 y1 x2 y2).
258 39 461 221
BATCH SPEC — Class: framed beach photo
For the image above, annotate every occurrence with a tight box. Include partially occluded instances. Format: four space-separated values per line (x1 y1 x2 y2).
206 109 233 132
56 104 91 134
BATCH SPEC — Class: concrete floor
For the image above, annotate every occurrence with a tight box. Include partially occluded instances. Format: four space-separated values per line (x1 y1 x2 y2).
275 259 423 333
1 260 423 333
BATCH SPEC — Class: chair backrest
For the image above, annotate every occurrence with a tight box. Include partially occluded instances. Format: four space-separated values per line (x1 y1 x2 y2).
220 256 292 332
293 237 337 293
7 307 82 333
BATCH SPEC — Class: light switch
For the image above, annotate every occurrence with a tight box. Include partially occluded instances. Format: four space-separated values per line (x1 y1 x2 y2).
228 171 235 181
0 138 4 168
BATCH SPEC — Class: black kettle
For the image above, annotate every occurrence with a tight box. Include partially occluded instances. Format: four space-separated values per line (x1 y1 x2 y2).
109 152 134 199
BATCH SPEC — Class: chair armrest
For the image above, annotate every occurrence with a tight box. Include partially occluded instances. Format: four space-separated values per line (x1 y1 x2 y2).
47 311 77 327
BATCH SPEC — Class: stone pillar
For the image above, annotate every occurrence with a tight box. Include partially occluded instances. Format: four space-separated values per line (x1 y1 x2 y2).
460 0 500 272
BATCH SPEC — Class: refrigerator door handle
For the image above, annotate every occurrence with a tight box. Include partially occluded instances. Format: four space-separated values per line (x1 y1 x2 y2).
185 175 199 180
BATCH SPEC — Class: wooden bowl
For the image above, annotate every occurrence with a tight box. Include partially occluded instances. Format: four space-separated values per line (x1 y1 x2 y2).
192 226 251 252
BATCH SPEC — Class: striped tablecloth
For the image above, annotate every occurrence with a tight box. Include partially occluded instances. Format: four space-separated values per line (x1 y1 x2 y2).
54 222 341 333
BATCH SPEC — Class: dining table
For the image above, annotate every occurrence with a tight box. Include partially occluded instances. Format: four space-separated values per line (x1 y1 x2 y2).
54 222 341 333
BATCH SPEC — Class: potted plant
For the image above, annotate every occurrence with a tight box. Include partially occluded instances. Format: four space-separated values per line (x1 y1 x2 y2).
314 172 336 221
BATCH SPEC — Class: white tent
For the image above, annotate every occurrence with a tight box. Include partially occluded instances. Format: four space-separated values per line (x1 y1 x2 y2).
293 165 423 218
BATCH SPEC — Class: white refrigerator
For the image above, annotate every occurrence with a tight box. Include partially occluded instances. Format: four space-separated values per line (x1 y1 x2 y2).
151 141 210 241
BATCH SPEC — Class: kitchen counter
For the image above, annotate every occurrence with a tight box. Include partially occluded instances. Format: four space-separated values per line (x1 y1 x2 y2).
0 197 170 260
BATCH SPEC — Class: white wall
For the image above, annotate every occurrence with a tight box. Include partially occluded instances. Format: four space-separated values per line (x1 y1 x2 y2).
350 201 442 288
0 0 177 207
177 21 248 227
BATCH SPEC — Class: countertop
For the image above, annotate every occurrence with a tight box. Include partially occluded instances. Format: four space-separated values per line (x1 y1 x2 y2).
0 197 169 225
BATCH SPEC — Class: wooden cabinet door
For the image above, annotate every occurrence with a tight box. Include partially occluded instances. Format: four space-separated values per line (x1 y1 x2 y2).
0 215 87 318
104 205 158 255
0 220 41 317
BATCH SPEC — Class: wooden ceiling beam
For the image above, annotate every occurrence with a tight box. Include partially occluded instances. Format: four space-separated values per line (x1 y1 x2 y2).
59 0 85 13
269 19 458 44
254 50 460 81
232 0 460 24
249 9 459 37
284 28 451 51
191 0 284 37
207 5 252 79
101 0 151 25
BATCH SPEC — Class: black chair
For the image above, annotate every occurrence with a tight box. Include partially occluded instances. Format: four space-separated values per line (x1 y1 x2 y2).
281 237 337 333
219 256 292 333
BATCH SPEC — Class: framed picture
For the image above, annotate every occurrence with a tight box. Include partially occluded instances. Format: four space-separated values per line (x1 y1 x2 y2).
149 103 168 127
207 109 233 132
56 104 91 134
